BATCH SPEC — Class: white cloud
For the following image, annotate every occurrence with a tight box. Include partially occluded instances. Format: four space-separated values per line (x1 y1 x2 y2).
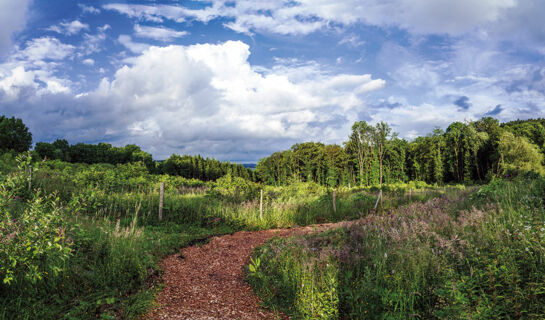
0 0 31 56
16 37 75 61
103 0 517 36
0 37 74 98
0 66 36 100
118 35 151 54
390 63 442 89
134 24 188 42
338 34 365 48
79 4 100 14
82 58 94 66
348 0 516 35
47 20 90 35
0 40 385 160
80 25 110 56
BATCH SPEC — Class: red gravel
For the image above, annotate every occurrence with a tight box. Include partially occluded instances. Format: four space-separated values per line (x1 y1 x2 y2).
145 223 346 320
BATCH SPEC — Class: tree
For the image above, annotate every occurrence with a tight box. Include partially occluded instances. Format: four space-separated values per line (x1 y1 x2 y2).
498 131 544 175
464 123 488 182
346 121 374 186
445 122 466 182
474 117 501 179
34 142 56 160
371 121 392 187
291 142 325 183
384 138 408 183
324 144 348 187
0 116 32 153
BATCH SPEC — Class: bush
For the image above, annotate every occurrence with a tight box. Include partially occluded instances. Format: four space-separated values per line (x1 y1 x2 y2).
0 154 72 287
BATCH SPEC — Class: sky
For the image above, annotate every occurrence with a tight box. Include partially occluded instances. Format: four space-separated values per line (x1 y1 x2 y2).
0 0 544 162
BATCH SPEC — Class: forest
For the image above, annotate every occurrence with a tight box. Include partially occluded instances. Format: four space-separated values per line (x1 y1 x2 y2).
1 114 545 319
257 117 545 186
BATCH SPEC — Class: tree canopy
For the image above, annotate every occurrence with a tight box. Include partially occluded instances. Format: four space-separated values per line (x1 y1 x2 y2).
256 117 545 187
0 116 32 154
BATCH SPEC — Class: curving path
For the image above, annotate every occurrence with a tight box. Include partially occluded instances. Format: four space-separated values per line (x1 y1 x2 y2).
144 223 347 320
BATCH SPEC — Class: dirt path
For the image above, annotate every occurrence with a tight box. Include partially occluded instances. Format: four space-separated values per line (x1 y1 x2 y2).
144 222 348 320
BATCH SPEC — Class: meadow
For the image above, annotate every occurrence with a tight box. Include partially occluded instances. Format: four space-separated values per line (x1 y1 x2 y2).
247 173 545 319
0 153 458 319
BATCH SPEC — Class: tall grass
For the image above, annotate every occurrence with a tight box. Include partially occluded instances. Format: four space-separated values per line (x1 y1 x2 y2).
248 175 545 319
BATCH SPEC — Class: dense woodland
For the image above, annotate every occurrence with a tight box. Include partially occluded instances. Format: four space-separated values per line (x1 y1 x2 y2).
257 117 545 187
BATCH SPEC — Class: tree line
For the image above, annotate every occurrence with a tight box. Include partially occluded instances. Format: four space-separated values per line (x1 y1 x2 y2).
256 117 545 186
33 140 256 181
159 154 257 181
0 116 256 182
1 114 543 185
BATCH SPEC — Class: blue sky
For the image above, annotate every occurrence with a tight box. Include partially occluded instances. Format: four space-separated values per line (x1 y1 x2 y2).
0 0 544 161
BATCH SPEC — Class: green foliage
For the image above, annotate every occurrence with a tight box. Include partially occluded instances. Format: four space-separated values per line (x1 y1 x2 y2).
247 233 340 319
0 156 72 286
498 131 544 176
34 140 155 170
249 175 545 319
0 116 32 154
211 174 259 202
257 117 545 187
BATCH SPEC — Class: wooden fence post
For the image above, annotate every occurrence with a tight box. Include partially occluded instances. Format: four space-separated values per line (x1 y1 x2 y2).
260 189 263 220
159 182 164 222
332 190 337 214
374 189 382 209
28 166 32 191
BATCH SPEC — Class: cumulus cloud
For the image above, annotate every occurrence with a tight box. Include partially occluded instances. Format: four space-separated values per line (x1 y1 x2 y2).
47 20 90 35
0 37 74 100
0 0 31 57
0 40 384 160
15 37 75 61
134 24 189 42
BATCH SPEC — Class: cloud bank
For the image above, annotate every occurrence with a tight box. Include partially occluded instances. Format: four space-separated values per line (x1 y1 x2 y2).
0 40 384 160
